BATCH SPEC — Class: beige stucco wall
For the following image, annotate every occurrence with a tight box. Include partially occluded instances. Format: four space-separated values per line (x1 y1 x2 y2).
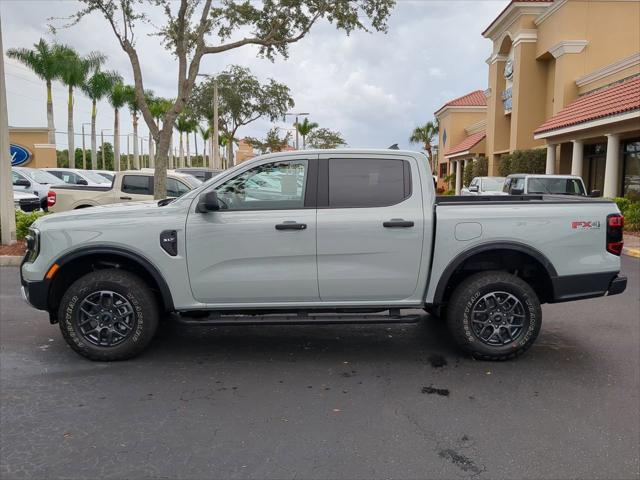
436 108 486 180
9 128 57 168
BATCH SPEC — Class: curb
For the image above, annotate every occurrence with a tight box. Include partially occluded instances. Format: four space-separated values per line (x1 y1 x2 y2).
0 256 22 267
623 248 640 259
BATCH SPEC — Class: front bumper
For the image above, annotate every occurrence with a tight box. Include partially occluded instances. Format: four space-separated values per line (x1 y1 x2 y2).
20 278 49 311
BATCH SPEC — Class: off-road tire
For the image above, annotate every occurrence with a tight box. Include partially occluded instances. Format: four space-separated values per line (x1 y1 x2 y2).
446 271 541 361
58 269 159 361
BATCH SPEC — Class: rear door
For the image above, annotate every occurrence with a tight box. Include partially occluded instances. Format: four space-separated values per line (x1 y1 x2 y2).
316 154 425 302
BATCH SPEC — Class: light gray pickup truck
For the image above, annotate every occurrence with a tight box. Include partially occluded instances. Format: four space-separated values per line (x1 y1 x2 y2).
20 149 627 361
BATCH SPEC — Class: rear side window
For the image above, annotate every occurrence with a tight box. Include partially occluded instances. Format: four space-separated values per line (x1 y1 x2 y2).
328 158 410 208
122 175 152 195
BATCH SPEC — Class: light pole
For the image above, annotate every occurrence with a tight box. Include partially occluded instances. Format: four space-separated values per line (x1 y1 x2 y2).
126 133 134 169
81 123 91 169
100 129 112 170
197 73 220 169
284 112 309 150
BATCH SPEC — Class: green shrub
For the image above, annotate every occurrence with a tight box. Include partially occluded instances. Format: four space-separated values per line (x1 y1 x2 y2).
463 162 474 187
498 149 546 176
442 189 455 196
15 210 46 240
472 156 489 178
625 203 640 232
613 197 631 214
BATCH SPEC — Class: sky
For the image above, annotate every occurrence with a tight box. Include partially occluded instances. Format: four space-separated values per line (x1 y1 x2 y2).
1 0 507 155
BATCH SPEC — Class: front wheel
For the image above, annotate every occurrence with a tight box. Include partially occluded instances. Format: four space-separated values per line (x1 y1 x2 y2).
58 269 159 361
446 271 541 361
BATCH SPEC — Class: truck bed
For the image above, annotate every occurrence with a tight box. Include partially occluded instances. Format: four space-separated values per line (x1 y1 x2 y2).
435 194 612 205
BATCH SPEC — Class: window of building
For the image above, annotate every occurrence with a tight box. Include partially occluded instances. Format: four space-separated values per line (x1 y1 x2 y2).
328 158 410 208
215 160 308 210
623 139 640 201
122 175 152 195
439 163 448 178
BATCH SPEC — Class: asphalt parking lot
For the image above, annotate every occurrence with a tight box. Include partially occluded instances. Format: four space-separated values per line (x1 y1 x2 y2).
1 256 639 480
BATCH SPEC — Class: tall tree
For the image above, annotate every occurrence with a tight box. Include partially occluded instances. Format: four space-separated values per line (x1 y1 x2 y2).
56 0 394 198
307 128 346 149
6 39 67 144
199 125 210 167
189 65 294 167
296 118 318 150
175 114 193 168
108 81 128 171
409 120 439 171
58 47 105 168
246 127 292 155
82 69 121 169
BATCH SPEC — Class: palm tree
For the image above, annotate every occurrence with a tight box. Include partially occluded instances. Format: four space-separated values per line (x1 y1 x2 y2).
199 125 210 167
108 82 128 171
7 39 67 145
175 115 192 168
82 70 121 169
148 96 173 168
296 118 318 150
409 120 439 171
58 48 105 168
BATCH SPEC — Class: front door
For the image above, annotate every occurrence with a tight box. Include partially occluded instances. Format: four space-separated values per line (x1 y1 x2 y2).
186 156 319 304
316 154 425 302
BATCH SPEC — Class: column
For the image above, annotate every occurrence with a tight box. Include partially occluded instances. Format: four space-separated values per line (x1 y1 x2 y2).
463 158 471 186
570 139 584 177
603 133 620 198
455 160 462 195
545 144 556 174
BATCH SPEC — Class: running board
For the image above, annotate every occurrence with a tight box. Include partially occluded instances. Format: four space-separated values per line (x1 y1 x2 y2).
175 312 423 327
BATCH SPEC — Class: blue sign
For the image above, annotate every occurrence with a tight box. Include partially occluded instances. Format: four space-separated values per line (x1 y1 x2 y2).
10 144 32 166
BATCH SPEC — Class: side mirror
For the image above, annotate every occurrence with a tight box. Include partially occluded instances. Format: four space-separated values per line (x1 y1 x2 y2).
511 188 524 195
14 178 31 187
77 178 89 186
468 185 479 193
589 189 601 197
196 190 220 213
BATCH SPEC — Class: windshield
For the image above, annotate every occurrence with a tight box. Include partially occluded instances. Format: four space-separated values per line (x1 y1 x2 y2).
96 172 115 181
82 170 112 184
527 177 586 195
21 168 63 185
481 177 505 192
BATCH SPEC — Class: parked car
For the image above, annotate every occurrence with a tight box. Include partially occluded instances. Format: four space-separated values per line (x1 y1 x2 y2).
461 176 507 195
21 149 627 362
92 170 115 182
49 170 201 212
175 167 222 182
43 168 112 186
12 167 60 210
12 190 41 212
503 174 591 196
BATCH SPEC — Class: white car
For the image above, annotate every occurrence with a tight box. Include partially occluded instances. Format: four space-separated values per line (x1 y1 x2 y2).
43 168 112 187
461 176 507 195
12 190 41 212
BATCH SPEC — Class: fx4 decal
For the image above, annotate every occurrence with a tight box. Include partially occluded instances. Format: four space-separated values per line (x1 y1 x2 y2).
571 220 601 230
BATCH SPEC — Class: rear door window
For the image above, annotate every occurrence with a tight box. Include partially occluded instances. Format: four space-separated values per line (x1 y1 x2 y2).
122 175 153 195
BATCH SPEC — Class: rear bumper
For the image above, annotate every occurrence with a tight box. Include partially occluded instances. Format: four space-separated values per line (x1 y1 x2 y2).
551 271 627 303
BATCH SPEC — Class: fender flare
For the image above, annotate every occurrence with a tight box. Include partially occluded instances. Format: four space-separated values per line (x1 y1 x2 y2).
52 245 175 311
432 241 558 304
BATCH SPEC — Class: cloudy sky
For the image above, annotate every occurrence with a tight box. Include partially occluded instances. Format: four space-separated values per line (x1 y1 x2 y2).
1 0 506 154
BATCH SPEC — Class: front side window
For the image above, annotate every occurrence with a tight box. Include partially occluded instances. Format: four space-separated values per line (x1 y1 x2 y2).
328 158 410 208
506 177 525 193
122 175 152 195
215 160 308 210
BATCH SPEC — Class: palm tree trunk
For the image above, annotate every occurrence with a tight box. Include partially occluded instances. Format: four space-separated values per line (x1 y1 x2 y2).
168 133 174 168
302 135 306 150
67 85 75 168
186 132 191 167
208 131 214 169
113 107 120 171
46 80 55 145
179 132 185 168
132 113 139 169
91 100 97 169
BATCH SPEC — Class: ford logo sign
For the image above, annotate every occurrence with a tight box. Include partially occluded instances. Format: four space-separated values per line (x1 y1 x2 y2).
10 144 32 166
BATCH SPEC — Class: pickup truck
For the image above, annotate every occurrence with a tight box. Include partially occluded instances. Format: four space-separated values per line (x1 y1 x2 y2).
503 174 592 196
49 169 201 212
20 149 627 361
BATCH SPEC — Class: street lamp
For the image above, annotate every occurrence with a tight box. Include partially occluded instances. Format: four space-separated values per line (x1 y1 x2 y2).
81 123 91 169
100 129 112 170
126 133 134 170
284 112 309 150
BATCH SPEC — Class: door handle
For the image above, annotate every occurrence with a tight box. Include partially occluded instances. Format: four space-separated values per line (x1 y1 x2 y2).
383 219 414 228
120 196 132 200
275 221 307 231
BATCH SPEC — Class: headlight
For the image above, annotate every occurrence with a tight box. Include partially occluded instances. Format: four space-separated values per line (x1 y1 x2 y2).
24 227 40 263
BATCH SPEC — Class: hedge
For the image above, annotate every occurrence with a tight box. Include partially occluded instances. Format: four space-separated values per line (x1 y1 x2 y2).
15 211 46 240
614 196 640 232
499 149 546 176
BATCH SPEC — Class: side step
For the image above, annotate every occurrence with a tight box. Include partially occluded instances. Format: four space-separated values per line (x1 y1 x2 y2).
175 311 423 327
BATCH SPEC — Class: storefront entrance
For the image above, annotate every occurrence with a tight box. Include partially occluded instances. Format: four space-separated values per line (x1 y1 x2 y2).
585 143 606 195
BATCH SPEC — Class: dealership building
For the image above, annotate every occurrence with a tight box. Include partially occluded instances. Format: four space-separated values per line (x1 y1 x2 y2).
436 0 640 197
9 127 56 168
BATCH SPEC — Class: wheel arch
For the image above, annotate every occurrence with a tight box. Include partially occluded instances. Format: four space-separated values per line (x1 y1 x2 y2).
47 246 174 318
432 241 557 305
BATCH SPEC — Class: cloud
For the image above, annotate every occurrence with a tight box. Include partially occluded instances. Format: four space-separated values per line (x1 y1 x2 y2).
1 0 506 153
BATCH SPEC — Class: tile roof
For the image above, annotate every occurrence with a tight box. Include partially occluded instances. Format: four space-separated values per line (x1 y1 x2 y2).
534 76 640 135
435 90 487 116
446 131 487 156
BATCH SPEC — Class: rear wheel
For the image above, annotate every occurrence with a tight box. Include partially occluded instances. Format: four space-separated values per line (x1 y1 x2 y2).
446 271 541 360
58 269 159 361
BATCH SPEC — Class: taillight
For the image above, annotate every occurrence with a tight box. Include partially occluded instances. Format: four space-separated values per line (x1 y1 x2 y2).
606 213 624 256
47 190 56 207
